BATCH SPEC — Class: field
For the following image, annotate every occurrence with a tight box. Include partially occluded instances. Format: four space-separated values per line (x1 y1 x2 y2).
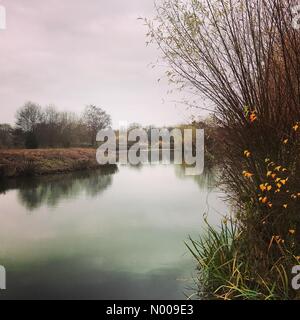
0 148 108 177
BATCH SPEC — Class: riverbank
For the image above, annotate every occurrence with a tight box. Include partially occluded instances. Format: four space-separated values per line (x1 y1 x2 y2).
0 148 115 178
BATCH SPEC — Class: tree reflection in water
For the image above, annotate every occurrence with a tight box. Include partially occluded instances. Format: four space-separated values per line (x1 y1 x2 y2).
174 164 218 190
0 165 118 211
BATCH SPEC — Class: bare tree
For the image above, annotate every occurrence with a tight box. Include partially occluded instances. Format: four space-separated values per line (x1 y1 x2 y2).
15 102 43 148
147 0 300 121
13 103 108 148
83 105 111 146
16 102 42 132
0 124 13 148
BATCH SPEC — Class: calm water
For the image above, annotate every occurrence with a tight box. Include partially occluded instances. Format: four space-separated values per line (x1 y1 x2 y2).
0 164 226 300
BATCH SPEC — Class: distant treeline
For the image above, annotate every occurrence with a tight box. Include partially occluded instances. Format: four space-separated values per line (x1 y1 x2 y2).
0 102 111 149
0 102 220 157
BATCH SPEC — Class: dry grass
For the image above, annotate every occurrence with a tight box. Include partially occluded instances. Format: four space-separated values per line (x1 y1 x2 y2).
0 148 108 177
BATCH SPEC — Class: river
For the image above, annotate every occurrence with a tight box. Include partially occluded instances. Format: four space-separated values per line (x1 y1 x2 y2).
0 164 226 300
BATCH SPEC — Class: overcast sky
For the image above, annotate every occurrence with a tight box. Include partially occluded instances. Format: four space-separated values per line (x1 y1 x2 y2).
0 0 197 128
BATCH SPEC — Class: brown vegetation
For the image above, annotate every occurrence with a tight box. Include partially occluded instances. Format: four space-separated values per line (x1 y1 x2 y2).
0 148 112 178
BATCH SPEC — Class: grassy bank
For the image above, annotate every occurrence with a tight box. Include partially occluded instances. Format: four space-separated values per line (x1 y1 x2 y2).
0 148 114 178
188 219 300 300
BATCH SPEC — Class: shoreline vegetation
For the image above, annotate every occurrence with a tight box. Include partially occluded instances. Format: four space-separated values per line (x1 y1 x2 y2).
0 148 117 178
148 0 300 300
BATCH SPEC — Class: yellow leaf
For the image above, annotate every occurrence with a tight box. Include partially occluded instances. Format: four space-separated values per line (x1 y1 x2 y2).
250 112 257 123
262 197 268 204
243 150 251 157
260 184 267 192
243 171 253 178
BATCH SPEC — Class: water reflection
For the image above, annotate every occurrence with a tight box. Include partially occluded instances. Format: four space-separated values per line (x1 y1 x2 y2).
0 164 226 300
0 165 118 211
174 165 218 190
